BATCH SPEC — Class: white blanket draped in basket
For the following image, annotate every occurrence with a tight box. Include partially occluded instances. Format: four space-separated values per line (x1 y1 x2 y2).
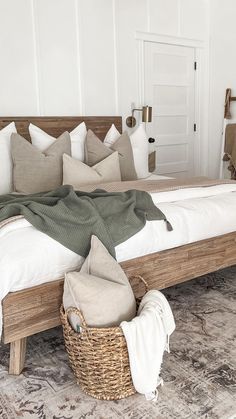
120 290 175 400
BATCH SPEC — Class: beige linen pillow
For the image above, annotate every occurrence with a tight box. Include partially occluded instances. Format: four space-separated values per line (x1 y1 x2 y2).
63 235 136 330
63 152 121 188
85 129 137 181
11 132 71 194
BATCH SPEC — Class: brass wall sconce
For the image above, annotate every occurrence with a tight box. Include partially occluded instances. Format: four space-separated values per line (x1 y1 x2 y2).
126 105 152 128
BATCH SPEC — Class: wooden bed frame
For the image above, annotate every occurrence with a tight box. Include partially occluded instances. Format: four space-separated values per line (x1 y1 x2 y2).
1 116 236 375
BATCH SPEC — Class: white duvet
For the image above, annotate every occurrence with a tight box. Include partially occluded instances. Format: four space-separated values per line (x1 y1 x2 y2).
1 179 236 337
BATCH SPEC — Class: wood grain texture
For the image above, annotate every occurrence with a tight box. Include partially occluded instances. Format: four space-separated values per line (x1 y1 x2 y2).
3 231 236 344
3 280 64 343
0 116 122 142
121 232 236 289
148 151 156 172
9 338 27 375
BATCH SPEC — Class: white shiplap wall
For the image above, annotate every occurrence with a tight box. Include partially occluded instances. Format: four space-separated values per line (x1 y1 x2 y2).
0 0 208 119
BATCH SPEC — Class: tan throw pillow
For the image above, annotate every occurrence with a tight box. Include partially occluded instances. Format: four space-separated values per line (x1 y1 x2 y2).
63 235 136 330
85 129 137 181
11 132 71 194
63 152 121 188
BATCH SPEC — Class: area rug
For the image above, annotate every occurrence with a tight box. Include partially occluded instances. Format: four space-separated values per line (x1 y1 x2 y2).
0 266 236 419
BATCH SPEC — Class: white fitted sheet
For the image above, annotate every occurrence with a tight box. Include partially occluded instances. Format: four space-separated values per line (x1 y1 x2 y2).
1 182 236 337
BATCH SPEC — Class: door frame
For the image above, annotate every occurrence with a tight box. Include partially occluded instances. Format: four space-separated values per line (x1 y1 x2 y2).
135 31 209 176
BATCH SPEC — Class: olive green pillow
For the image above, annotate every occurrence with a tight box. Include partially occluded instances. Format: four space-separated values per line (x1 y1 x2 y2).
11 132 71 194
85 129 137 181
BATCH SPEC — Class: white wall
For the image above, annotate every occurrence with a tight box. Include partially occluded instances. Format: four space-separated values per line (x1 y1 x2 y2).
0 0 211 173
0 0 208 117
208 0 236 177
2 1 236 178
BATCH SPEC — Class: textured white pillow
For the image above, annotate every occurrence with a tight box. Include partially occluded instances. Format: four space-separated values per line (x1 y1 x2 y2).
30 122 87 161
130 124 149 179
104 123 121 147
0 122 17 195
104 123 149 179
63 152 121 188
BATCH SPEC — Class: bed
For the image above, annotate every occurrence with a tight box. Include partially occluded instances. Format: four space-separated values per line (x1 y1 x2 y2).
1 115 236 376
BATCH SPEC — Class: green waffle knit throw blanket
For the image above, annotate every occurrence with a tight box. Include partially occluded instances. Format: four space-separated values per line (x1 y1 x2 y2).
0 185 170 258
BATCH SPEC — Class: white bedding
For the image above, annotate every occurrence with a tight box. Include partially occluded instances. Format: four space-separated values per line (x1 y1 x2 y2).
1 181 236 337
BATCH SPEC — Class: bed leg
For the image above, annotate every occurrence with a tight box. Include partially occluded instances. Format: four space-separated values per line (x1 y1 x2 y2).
9 338 27 375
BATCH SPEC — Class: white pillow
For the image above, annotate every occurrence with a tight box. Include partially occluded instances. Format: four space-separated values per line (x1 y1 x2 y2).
0 122 17 195
104 124 121 147
104 123 149 179
30 122 87 161
130 124 149 179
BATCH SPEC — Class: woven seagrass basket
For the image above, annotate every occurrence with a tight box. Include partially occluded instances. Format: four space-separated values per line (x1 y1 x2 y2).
60 275 148 401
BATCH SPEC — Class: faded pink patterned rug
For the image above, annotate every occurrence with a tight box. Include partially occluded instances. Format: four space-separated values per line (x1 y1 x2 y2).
0 266 236 419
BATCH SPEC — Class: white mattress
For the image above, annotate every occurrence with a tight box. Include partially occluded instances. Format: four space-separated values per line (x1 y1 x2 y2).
1 181 236 336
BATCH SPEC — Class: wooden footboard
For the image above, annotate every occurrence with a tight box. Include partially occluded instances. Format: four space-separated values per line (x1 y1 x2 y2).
3 231 236 374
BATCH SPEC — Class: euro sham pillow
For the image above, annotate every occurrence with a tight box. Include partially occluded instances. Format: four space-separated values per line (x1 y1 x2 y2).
63 152 121 188
104 123 149 179
85 129 137 181
0 122 17 195
30 121 87 161
130 124 149 178
11 132 71 194
104 123 121 147
63 235 136 330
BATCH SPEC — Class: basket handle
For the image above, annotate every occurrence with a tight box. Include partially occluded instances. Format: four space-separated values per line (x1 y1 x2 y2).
63 306 88 329
129 274 149 294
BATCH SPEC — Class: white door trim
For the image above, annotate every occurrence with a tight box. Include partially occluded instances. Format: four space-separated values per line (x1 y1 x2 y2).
136 31 209 176
136 31 205 49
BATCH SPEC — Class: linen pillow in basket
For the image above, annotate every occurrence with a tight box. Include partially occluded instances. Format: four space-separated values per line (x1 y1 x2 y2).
63 235 136 331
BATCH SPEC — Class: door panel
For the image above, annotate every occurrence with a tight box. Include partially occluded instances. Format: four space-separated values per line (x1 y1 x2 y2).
144 42 195 177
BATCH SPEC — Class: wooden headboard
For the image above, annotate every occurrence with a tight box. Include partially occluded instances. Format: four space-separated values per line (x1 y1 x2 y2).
0 116 122 141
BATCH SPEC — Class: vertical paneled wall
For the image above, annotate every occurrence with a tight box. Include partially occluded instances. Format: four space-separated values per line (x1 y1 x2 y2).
78 0 117 115
0 0 38 114
0 0 208 118
33 0 80 115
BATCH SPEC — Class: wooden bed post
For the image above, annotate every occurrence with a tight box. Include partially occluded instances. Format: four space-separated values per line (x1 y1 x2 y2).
9 338 27 375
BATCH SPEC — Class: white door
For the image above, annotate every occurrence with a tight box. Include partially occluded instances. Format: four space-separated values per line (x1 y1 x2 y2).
144 42 196 177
